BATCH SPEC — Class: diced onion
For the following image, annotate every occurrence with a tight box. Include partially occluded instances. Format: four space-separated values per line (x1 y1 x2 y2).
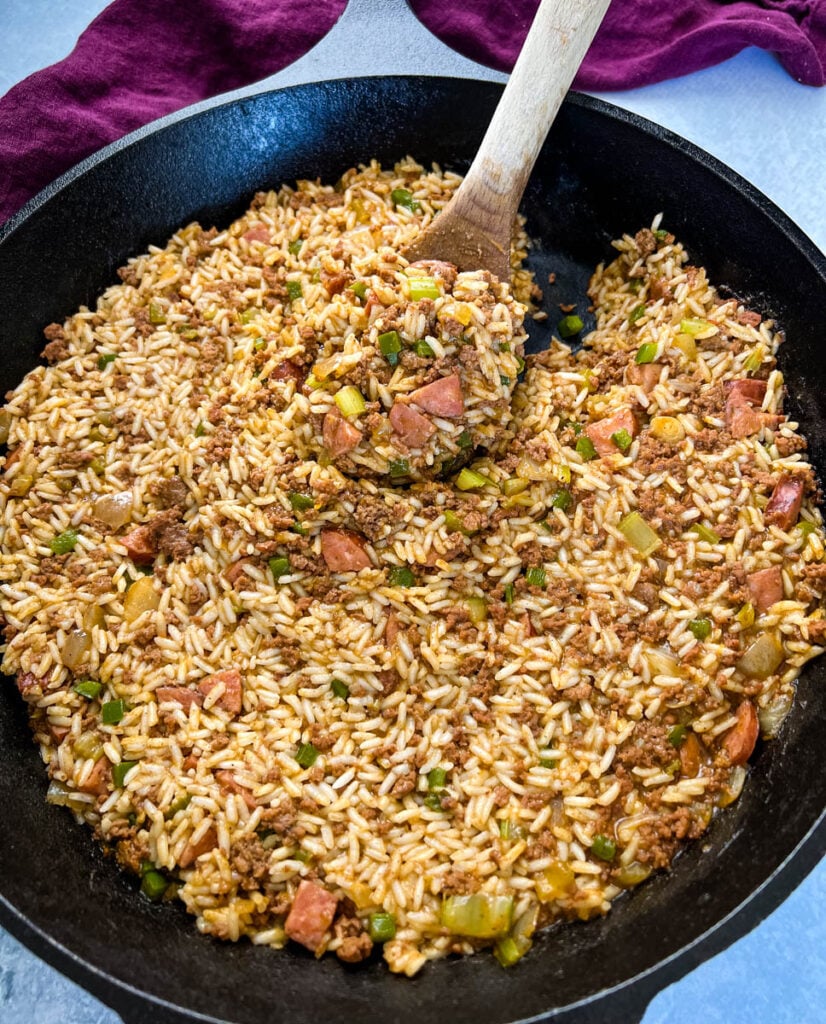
672 334 697 360
615 861 652 888
465 596 488 625
124 576 161 623
736 632 783 679
718 765 747 807
758 692 793 737
93 490 133 529
646 646 681 677
62 628 91 670
535 861 576 903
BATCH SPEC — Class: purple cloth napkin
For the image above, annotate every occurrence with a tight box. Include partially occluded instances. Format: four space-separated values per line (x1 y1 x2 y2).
2 0 825 228
410 0 826 88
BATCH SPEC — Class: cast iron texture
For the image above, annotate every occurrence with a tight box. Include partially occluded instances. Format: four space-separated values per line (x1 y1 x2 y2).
1 78 825 1024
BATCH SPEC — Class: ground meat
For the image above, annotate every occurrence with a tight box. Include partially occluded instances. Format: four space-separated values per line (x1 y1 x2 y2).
309 723 335 750
149 475 190 508
259 799 305 841
634 436 686 478
441 869 480 895
635 808 705 869
61 450 95 468
344 491 402 542
230 834 270 890
115 833 150 875
390 770 416 796
147 508 194 560
615 721 674 770
634 228 657 257
41 323 70 362
333 909 374 963
774 433 808 457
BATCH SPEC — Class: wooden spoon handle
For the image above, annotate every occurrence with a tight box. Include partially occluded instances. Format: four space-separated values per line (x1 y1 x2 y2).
456 0 610 235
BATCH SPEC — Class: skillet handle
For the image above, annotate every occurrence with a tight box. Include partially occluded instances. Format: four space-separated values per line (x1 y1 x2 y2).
263 0 506 89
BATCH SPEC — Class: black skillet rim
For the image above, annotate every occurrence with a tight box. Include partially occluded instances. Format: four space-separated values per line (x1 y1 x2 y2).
0 78 825 1024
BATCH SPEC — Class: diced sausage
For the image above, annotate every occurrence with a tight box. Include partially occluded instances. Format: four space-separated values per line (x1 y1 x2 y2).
198 670 243 715
156 686 203 710
409 374 464 417
679 731 703 778
121 525 156 565
625 363 662 393
273 359 304 383
747 565 784 612
764 475 805 531
389 402 436 448
179 825 218 868
216 770 257 809
585 408 638 457
726 404 784 438
77 757 111 796
323 409 362 457
724 379 767 406
320 529 372 572
723 700 759 765
243 226 270 244
284 880 338 953
408 259 458 288
15 671 45 700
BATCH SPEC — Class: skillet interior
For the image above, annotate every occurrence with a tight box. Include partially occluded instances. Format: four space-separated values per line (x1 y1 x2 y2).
1 78 825 1024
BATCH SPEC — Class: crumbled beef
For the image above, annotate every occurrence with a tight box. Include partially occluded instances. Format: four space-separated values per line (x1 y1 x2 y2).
635 808 705 869
441 869 480 895
634 228 657 257
615 721 674 770
41 323 70 363
147 509 194 560
230 834 270 890
150 475 189 508
333 906 374 963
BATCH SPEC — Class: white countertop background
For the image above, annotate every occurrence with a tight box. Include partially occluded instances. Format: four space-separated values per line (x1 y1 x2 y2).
1 1 825 1021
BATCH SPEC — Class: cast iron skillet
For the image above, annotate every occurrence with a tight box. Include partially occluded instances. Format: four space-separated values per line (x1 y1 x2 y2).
1 78 825 1024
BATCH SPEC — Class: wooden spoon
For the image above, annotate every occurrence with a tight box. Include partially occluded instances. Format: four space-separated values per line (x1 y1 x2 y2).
403 0 612 281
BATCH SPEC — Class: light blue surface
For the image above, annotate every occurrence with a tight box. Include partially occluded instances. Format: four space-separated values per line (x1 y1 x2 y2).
0 1 824 1022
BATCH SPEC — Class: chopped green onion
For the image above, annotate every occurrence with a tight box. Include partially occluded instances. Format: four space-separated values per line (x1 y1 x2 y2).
286 280 303 302
691 523 721 545
635 342 658 364
334 385 366 418
743 347 764 373
102 699 127 725
591 834 617 861
253 338 267 351
611 428 633 452
628 304 647 324
330 678 350 700
668 724 687 747
268 556 290 580
290 521 308 536
424 792 444 811
575 436 597 461
141 870 168 902
97 352 117 370
551 489 572 511
428 767 448 790
293 849 312 863
504 583 515 606
414 340 435 358
351 280 367 300
295 743 319 768
288 491 314 512
74 680 102 700
389 458 410 479
112 761 138 788
456 468 492 491
378 330 402 362
391 188 420 212
465 595 488 624
305 373 323 391
368 911 397 943
499 342 511 353
288 239 303 255
456 429 473 449
654 228 669 241
194 421 206 437
148 302 166 325
440 894 513 939
409 277 440 301
240 307 258 324
500 374 511 387
525 566 546 588
501 477 530 497
164 794 191 819
799 520 817 538
388 565 416 588
49 529 79 555
558 315 584 338
442 509 465 535
539 757 558 769
516 355 526 374
688 618 712 641
618 511 662 556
